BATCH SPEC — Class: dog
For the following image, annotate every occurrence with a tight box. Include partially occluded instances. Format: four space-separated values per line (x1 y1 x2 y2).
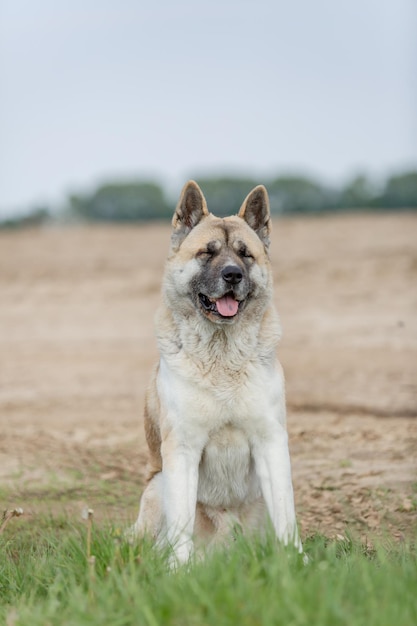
131 180 302 565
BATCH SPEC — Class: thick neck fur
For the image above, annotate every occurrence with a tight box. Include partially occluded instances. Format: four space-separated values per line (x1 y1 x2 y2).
156 300 281 382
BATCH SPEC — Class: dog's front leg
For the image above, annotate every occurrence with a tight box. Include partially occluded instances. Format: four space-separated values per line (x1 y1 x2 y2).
161 431 202 566
252 424 302 553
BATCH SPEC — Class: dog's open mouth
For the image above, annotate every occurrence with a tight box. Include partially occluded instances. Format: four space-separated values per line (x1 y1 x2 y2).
199 292 242 318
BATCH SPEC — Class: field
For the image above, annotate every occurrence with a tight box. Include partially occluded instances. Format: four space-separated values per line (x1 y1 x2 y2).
0 213 416 623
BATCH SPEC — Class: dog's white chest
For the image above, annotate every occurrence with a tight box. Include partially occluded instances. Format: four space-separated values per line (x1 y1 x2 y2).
197 425 260 508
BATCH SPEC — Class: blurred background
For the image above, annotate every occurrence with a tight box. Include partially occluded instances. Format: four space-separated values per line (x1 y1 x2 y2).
0 1 416 536
0 0 416 224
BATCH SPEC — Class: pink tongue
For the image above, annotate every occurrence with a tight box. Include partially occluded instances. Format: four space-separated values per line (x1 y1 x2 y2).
215 294 239 317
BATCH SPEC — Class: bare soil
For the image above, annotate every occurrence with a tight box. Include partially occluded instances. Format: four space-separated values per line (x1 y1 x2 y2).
0 213 416 540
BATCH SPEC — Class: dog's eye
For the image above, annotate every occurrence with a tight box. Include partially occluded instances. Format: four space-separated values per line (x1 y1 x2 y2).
197 248 215 258
197 242 219 258
238 246 254 260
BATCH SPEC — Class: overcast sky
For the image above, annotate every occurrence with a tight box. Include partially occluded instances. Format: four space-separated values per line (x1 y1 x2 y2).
1 0 416 216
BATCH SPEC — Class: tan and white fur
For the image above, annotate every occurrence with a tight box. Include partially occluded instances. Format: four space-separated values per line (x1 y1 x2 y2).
131 180 302 565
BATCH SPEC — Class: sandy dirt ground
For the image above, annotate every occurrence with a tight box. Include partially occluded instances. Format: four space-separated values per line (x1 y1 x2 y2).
0 213 416 540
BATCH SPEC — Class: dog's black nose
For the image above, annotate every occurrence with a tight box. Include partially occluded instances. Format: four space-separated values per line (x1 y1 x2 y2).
222 265 243 284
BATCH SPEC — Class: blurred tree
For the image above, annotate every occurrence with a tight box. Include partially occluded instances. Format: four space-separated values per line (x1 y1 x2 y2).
0 206 50 229
378 171 417 208
69 181 171 221
2 170 416 229
338 174 375 209
196 177 259 216
268 176 335 214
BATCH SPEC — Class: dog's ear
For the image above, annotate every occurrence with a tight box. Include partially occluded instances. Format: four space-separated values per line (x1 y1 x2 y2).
238 185 271 248
171 180 209 250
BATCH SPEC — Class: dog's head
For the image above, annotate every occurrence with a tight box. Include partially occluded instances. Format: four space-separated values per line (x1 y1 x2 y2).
164 180 273 325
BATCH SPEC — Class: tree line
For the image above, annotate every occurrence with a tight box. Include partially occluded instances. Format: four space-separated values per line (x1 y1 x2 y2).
2 170 417 228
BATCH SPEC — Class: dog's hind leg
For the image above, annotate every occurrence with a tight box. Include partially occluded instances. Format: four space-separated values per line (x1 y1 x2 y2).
130 472 164 540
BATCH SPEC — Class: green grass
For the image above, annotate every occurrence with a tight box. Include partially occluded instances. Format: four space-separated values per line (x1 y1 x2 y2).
1 515 416 626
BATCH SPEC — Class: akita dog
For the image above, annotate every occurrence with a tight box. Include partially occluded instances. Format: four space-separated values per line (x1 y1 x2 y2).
132 180 302 564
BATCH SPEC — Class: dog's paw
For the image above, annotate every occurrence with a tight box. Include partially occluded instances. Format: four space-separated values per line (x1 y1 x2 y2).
123 522 145 545
168 539 194 571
